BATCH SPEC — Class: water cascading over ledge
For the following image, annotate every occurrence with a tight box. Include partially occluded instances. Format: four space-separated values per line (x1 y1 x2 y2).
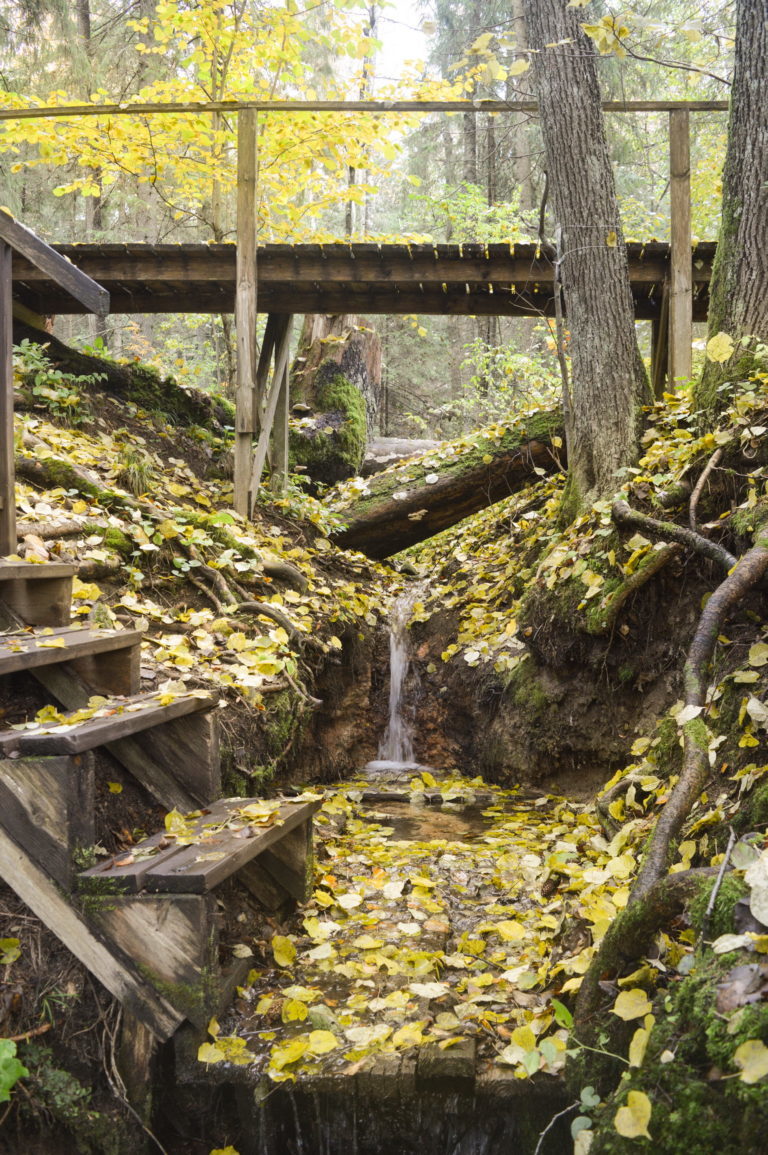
376 586 422 767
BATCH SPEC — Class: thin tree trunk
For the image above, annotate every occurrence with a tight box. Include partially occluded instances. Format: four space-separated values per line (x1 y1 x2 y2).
523 0 650 515
509 0 533 210
696 0 768 413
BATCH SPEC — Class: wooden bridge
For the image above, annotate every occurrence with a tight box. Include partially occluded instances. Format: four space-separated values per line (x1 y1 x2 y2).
12 239 714 321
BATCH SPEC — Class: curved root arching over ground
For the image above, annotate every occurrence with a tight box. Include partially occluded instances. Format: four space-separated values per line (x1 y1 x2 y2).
574 495 768 1038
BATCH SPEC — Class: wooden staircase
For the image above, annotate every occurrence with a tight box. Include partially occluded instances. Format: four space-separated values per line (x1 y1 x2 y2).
0 560 320 1044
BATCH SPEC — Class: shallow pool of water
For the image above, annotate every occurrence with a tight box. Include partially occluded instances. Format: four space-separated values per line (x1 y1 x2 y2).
360 799 491 842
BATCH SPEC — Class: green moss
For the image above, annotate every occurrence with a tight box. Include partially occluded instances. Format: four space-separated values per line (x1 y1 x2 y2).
688 872 749 940
729 496 768 539
37 457 102 497
507 659 551 713
683 716 710 749
124 364 221 427
587 950 768 1154
743 780 768 828
136 958 218 1021
341 408 564 520
17 1043 134 1155
263 689 308 761
650 715 683 779
290 372 367 482
102 527 134 557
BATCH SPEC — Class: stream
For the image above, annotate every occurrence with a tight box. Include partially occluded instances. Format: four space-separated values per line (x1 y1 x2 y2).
164 592 576 1154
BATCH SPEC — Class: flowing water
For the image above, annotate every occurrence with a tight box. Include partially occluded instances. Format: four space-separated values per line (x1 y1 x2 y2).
368 585 424 774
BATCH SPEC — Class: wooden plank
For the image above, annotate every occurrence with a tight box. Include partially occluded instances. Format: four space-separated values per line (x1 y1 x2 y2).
0 98 730 123
249 314 292 498
252 311 281 431
0 825 183 1040
0 209 108 315
31 665 210 811
669 109 692 386
78 795 299 892
0 563 74 626
0 753 94 887
234 108 259 517
271 318 293 495
255 819 314 901
0 625 141 696
145 798 320 893
0 560 76 580
0 688 217 756
652 283 670 399
92 894 218 1028
107 707 220 808
0 241 15 556
12 241 717 319
117 1012 158 1117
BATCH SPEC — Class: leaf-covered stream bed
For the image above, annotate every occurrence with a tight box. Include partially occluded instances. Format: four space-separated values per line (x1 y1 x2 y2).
199 766 687 1085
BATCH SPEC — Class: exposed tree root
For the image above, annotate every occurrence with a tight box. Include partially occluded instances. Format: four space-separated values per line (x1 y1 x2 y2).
596 541 680 633
629 531 768 902
572 511 768 1046
613 498 737 571
16 518 101 540
574 867 717 1044
229 600 300 639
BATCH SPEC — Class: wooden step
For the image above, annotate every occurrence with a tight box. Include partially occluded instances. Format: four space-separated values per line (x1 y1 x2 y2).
0 826 183 1040
0 624 141 695
80 795 322 897
0 559 75 627
0 688 217 756
0 752 94 887
30 664 220 810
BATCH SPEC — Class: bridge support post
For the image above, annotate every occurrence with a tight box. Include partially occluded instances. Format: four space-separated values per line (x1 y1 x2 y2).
0 240 15 555
235 109 259 517
669 109 692 387
249 313 293 500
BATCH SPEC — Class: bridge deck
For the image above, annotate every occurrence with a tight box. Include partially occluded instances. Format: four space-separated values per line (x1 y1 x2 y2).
12 240 715 320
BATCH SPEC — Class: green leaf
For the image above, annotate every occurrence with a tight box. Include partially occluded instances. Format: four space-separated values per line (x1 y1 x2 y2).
0 1040 28 1102
551 998 573 1029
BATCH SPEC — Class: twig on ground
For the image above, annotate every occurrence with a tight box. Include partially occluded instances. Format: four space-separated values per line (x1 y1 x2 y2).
689 447 725 534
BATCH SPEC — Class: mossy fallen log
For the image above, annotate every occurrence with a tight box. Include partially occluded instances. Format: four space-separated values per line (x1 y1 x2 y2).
330 408 565 559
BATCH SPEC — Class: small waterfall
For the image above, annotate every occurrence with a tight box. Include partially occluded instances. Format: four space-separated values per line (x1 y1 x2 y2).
376 586 420 765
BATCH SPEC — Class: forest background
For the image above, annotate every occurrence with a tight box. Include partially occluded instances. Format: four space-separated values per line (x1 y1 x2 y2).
0 0 734 444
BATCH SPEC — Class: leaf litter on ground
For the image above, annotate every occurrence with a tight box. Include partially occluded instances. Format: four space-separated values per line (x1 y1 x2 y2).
202 768 695 1083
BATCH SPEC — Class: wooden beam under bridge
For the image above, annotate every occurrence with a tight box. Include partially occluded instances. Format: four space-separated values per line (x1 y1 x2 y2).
11 239 716 320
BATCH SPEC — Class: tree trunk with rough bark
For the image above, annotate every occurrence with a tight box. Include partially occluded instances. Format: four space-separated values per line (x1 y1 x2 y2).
696 0 768 414
523 0 650 516
289 315 381 486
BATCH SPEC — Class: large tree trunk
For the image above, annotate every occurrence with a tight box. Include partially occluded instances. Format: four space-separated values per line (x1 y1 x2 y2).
696 0 768 414
523 0 650 515
332 409 564 559
290 314 381 486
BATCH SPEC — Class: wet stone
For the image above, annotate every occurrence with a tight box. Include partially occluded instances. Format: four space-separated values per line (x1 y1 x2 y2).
416 1039 476 1091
